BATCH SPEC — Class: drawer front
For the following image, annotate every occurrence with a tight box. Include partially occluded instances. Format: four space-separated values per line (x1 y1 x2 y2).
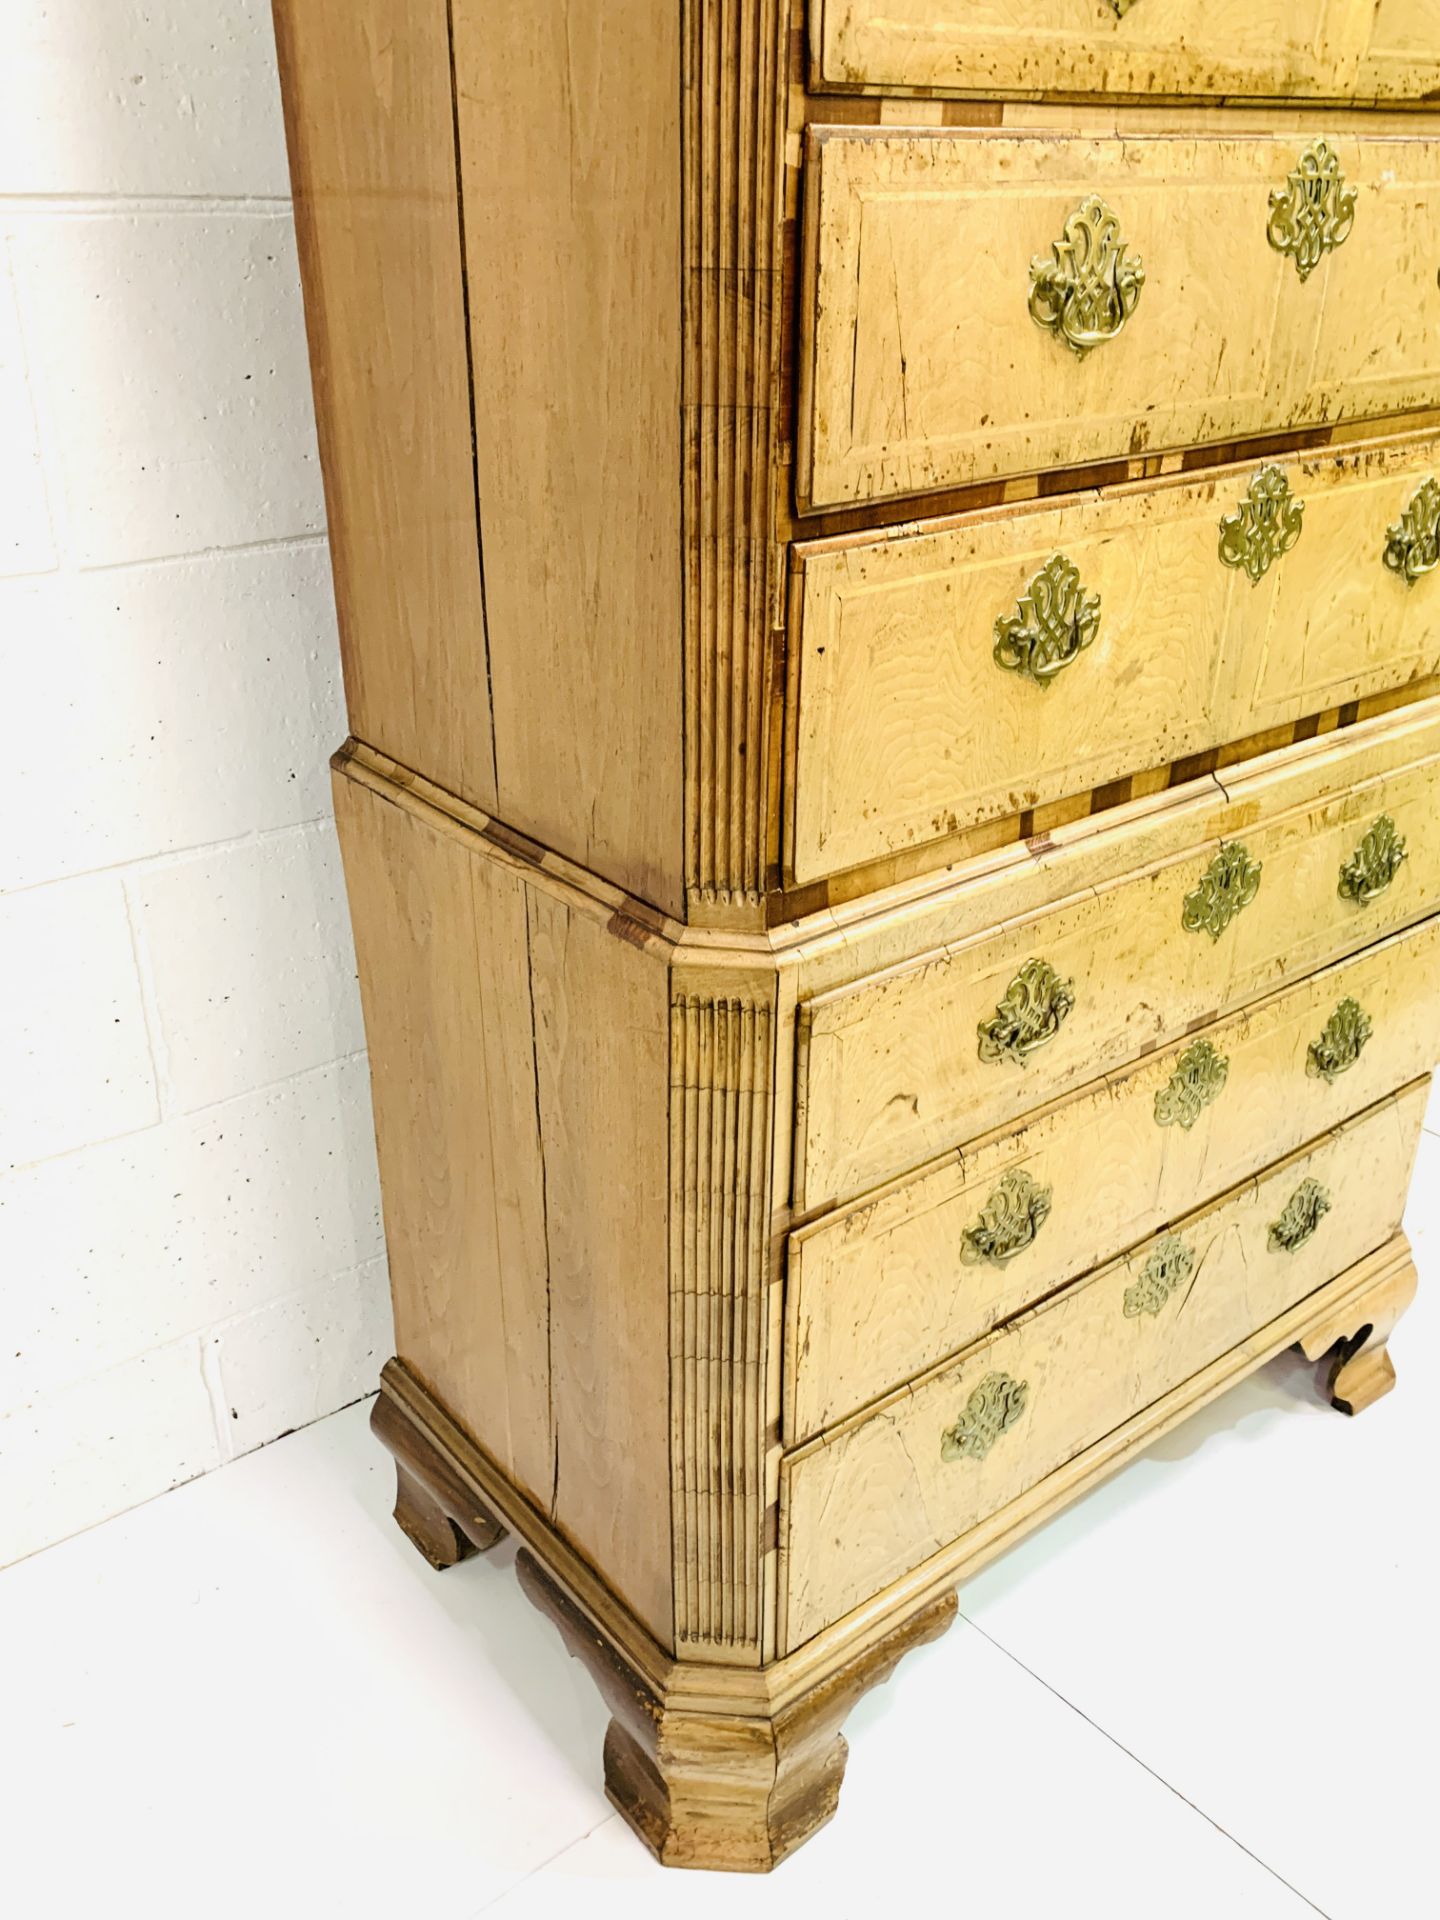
797 130 1440 511
789 433 1440 885
811 0 1440 102
787 914 1440 1443
781 1080 1426 1645
795 729 1440 1210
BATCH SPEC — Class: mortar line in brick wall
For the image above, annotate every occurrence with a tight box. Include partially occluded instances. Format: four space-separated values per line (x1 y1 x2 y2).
198 1329 232 1463
0 195 294 218
1 1365 378 1574
169 1045 372 1126
119 873 174 1120
5 815 342 902
198 1255 390 1372
2 228 70 563
6 1254 383 1449
1 1323 213 1427
1 1049 373 1182
73 530 329 579
1 1112 161 1183
0 1352 227 1571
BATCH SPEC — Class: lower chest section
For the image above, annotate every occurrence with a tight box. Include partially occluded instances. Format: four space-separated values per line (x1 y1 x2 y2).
770 699 1440 1651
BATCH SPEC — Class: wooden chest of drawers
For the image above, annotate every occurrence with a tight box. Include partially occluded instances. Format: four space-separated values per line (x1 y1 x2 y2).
275 0 1438 1873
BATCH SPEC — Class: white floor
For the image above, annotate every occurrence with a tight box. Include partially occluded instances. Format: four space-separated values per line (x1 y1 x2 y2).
5 1135 1437 1920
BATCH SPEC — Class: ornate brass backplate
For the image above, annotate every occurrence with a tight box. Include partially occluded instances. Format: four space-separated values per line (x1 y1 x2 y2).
941 1372 1030 1462
993 553 1101 688
1217 466 1305 584
1268 1177 1332 1253
1338 814 1408 907
962 1169 1053 1267
1181 843 1263 941
1123 1234 1196 1319
1266 138 1357 283
1154 1039 1230 1130
977 958 1077 1067
1028 194 1145 357
1307 997 1373 1083
1383 477 1440 586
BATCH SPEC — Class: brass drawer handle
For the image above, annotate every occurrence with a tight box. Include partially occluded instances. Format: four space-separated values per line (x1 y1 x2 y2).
1338 814 1408 906
1029 194 1145 357
1182 843 1263 941
977 958 1076 1067
1154 1039 1229 1130
1124 1234 1195 1319
1218 466 1304 583
1268 1177 1332 1253
993 553 1100 687
941 1372 1029 1462
962 1169 1053 1267
1384 478 1440 586
1307 997 1373 1083
1267 138 1357 283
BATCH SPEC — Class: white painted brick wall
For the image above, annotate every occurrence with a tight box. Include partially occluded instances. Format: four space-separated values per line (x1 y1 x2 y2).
0 1 392 1568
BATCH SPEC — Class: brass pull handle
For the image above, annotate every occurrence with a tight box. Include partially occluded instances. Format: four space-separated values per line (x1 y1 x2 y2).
941 1372 1029 1462
1028 194 1145 357
977 958 1076 1067
1267 138 1357 282
1384 478 1440 586
961 1170 1053 1267
993 554 1100 687
1181 843 1263 941
1268 1177 1332 1254
1338 814 1408 906
1307 997 1373 1084
1154 1039 1229 1130
1218 466 1304 583
1124 1234 1195 1319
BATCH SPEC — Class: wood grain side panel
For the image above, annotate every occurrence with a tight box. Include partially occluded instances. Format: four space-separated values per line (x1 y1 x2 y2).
782 1082 1428 1646
335 764 674 1645
798 129 1440 511
528 894 675 1645
272 0 496 810
787 914 1440 1442
333 767 551 1502
451 1 685 915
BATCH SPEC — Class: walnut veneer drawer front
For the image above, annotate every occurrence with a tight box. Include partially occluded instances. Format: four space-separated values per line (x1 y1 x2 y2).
787 914 1440 1443
797 129 1440 510
781 1080 1427 1645
811 0 1440 102
794 712 1440 1210
789 433 1440 884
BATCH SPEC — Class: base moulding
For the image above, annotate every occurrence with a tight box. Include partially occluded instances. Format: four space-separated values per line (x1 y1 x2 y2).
370 1229 1416 1870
